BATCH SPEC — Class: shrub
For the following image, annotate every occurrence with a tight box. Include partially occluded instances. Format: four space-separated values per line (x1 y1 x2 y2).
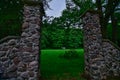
59 49 80 59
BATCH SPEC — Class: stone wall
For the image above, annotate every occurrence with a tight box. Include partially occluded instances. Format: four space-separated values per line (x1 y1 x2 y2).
82 10 120 80
82 11 106 80
0 36 20 79
17 5 41 80
0 0 41 80
102 39 120 77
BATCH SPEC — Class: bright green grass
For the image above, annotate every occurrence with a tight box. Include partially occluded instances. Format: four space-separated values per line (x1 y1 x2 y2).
41 49 86 80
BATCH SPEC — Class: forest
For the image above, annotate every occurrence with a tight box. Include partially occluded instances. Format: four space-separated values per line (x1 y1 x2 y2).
0 0 120 80
0 0 120 49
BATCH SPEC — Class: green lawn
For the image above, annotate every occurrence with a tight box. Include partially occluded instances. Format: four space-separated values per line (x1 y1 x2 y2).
41 49 86 80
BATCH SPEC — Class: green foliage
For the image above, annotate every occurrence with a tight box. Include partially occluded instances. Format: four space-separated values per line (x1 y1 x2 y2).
72 0 95 11
0 0 23 39
59 49 80 59
63 29 83 49
41 2 84 49
71 0 120 39
107 23 120 46
41 24 83 49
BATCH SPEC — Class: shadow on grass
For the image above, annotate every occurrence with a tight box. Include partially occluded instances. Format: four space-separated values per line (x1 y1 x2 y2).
40 73 87 80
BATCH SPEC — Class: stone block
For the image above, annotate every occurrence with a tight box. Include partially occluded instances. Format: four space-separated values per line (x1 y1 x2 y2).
7 64 17 72
13 57 20 65
0 51 6 57
20 72 29 79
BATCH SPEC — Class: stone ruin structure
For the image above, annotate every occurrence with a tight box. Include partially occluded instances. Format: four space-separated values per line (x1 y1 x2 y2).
0 1 119 80
0 0 41 80
82 10 120 80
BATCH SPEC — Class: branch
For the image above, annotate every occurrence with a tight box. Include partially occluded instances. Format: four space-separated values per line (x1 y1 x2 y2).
96 0 104 26
104 0 119 24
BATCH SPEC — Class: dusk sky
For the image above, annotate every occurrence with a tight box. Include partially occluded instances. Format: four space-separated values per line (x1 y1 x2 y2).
46 0 66 17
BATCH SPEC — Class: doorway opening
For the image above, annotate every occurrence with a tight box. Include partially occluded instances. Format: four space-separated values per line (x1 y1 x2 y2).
41 0 85 80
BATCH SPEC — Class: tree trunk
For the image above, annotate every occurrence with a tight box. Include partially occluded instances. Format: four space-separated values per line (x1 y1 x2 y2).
111 16 118 43
96 0 120 39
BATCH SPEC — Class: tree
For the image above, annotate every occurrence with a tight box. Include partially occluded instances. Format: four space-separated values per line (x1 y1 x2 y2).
0 0 23 39
96 0 120 38
41 11 83 49
71 0 120 38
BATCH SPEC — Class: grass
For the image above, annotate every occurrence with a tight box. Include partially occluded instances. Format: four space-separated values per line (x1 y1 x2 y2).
40 49 120 80
41 49 86 80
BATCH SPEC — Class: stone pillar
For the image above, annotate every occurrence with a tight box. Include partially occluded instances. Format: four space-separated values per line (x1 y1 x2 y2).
17 0 41 80
82 11 106 80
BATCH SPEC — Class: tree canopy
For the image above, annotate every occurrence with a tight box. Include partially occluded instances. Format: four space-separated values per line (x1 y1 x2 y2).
0 0 120 48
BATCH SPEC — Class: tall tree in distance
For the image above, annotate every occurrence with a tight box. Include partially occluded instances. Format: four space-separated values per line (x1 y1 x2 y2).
72 0 120 39
0 0 23 39
96 0 120 38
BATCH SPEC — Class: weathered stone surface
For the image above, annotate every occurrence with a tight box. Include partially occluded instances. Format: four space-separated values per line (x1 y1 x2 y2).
0 63 4 75
17 77 23 80
82 11 120 80
3 61 10 67
1 57 9 62
13 57 20 65
9 52 17 59
28 61 38 71
20 72 29 79
21 32 29 37
18 62 27 72
22 22 29 29
7 64 17 72
8 78 17 80
29 61 38 67
8 39 16 45
103 40 120 77
17 5 40 80
28 71 34 77
0 2 41 79
83 11 105 80
0 51 6 57
7 71 17 78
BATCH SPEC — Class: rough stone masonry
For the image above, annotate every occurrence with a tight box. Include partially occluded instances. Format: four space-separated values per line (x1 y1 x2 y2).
17 2 41 80
82 10 120 80
0 0 41 80
82 11 105 80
